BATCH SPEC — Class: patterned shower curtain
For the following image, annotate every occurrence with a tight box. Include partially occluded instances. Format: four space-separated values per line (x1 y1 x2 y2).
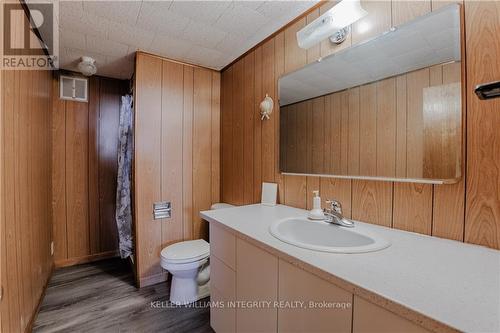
115 95 134 258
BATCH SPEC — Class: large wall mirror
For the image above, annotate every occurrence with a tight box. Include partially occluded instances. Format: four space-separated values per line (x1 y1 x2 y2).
278 4 462 184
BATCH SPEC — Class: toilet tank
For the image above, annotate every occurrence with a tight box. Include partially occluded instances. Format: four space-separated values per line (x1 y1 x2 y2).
210 203 234 210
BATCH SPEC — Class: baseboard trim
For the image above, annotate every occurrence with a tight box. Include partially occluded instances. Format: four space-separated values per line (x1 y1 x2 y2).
26 262 54 333
55 250 119 268
139 271 168 288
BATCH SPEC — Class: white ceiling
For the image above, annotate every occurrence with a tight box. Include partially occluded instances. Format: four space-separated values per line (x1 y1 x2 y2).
54 0 319 79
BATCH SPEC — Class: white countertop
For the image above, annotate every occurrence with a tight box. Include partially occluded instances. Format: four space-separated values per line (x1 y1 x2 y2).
201 204 500 333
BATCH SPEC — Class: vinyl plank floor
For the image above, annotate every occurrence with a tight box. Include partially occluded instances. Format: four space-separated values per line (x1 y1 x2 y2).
33 258 213 333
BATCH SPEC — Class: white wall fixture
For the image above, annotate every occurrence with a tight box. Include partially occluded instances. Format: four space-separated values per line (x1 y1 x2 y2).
77 56 97 76
60 75 88 102
259 94 274 120
297 0 367 49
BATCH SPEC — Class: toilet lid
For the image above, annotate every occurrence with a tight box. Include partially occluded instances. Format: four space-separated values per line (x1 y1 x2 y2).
161 239 209 263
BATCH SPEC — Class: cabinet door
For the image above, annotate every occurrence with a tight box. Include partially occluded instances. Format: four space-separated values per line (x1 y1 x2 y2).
236 239 278 333
210 223 236 269
211 285 236 333
278 260 353 333
210 224 237 332
353 296 430 333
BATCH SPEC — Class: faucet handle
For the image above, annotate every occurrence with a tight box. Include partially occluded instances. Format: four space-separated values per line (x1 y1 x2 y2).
325 199 343 214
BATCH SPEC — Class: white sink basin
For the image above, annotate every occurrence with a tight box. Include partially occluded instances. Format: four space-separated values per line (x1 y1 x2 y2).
269 218 390 253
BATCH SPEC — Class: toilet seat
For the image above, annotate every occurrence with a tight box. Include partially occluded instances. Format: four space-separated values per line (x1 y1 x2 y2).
161 239 209 265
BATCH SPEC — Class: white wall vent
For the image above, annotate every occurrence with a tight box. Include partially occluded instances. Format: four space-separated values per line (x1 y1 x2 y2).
60 75 88 102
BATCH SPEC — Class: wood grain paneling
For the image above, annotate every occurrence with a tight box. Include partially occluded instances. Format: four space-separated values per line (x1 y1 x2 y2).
352 180 393 227
135 54 165 282
406 68 430 178
221 67 233 205
0 51 4 333
193 67 215 240
232 60 245 205
359 83 377 176
393 183 433 234
98 78 121 252
183 66 194 241
377 78 397 177
396 75 408 178
348 88 361 176
243 52 255 204
262 39 276 183
464 0 500 249
88 77 100 254
161 61 184 249
1 68 52 332
431 62 465 241
52 74 126 266
284 17 306 73
220 0 500 250
211 72 221 207
134 53 220 286
65 89 90 258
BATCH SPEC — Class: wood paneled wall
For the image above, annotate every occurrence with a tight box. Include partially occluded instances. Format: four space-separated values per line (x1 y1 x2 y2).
134 52 220 287
221 0 500 250
52 73 128 266
0 5 53 332
0 69 53 332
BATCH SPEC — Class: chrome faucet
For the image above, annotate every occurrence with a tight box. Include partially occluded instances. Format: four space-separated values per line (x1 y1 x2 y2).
323 200 354 227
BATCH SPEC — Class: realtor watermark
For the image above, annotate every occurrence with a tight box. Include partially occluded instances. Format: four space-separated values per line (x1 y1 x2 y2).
150 300 352 310
1 0 58 70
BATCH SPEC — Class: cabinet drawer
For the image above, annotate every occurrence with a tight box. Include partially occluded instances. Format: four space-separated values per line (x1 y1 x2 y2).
211 256 235 300
211 286 236 333
210 223 236 269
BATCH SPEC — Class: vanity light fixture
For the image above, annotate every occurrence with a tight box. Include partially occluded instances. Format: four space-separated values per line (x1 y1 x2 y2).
297 0 368 49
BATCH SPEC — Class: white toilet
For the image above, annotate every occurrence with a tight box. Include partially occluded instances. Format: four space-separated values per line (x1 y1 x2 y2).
160 203 234 305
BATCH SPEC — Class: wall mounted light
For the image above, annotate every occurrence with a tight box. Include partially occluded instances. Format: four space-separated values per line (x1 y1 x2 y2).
260 94 274 120
297 0 368 49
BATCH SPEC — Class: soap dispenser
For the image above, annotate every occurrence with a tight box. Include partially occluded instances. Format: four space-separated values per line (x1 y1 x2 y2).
308 190 325 220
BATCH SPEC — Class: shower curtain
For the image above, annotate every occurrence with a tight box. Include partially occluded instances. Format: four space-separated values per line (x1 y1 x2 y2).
115 94 134 259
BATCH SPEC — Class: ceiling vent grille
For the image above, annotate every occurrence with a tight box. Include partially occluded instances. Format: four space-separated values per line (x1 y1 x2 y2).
60 75 88 102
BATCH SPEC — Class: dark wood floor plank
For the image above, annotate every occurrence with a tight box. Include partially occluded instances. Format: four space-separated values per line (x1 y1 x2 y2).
33 258 213 333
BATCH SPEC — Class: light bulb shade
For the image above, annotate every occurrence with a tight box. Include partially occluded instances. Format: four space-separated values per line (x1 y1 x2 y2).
297 0 368 49
77 56 97 76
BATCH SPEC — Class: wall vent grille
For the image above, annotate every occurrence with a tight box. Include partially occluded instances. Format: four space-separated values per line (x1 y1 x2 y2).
60 75 88 102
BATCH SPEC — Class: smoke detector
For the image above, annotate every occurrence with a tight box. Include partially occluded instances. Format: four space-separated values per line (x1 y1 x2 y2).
77 56 97 76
